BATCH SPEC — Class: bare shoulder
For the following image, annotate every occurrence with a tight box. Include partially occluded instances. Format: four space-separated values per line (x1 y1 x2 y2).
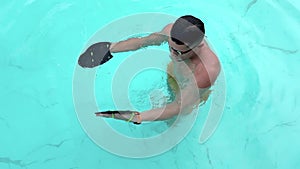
160 23 173 36
202 40 220 67
194 40 220 88
204 41 220 80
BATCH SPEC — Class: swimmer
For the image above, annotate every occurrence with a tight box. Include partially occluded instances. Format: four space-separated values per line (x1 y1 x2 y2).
78 15 220 124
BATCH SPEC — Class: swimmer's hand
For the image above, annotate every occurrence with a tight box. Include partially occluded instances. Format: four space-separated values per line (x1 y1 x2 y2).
78 42 113 68
95 111 142 125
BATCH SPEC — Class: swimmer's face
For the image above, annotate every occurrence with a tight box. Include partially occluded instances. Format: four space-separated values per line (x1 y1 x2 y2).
168 38 199 62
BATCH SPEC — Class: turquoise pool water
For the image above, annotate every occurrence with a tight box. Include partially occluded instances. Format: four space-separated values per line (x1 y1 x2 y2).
1 0 300 168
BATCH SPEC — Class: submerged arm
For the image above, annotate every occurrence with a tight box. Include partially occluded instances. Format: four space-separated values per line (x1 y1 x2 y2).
140 82 204 121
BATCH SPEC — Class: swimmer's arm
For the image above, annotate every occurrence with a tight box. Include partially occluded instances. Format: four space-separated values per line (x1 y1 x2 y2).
109 24 172 53
140 63 220 121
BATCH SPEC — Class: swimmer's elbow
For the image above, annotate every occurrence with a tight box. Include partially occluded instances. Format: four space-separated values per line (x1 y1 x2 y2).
142 33 168 47
171 100 195 116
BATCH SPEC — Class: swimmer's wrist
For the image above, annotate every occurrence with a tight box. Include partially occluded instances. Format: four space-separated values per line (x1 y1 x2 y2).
109 42 116 52
132 112 142 125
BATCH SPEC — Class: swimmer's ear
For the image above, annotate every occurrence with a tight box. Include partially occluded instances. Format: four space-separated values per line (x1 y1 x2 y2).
78 42 114 68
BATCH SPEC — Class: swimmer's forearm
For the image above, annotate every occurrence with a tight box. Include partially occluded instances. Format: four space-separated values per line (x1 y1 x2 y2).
109 38 147 53
110 33 167 53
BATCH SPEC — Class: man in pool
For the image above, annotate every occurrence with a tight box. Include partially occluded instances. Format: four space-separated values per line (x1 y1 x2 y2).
78 15 220 124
